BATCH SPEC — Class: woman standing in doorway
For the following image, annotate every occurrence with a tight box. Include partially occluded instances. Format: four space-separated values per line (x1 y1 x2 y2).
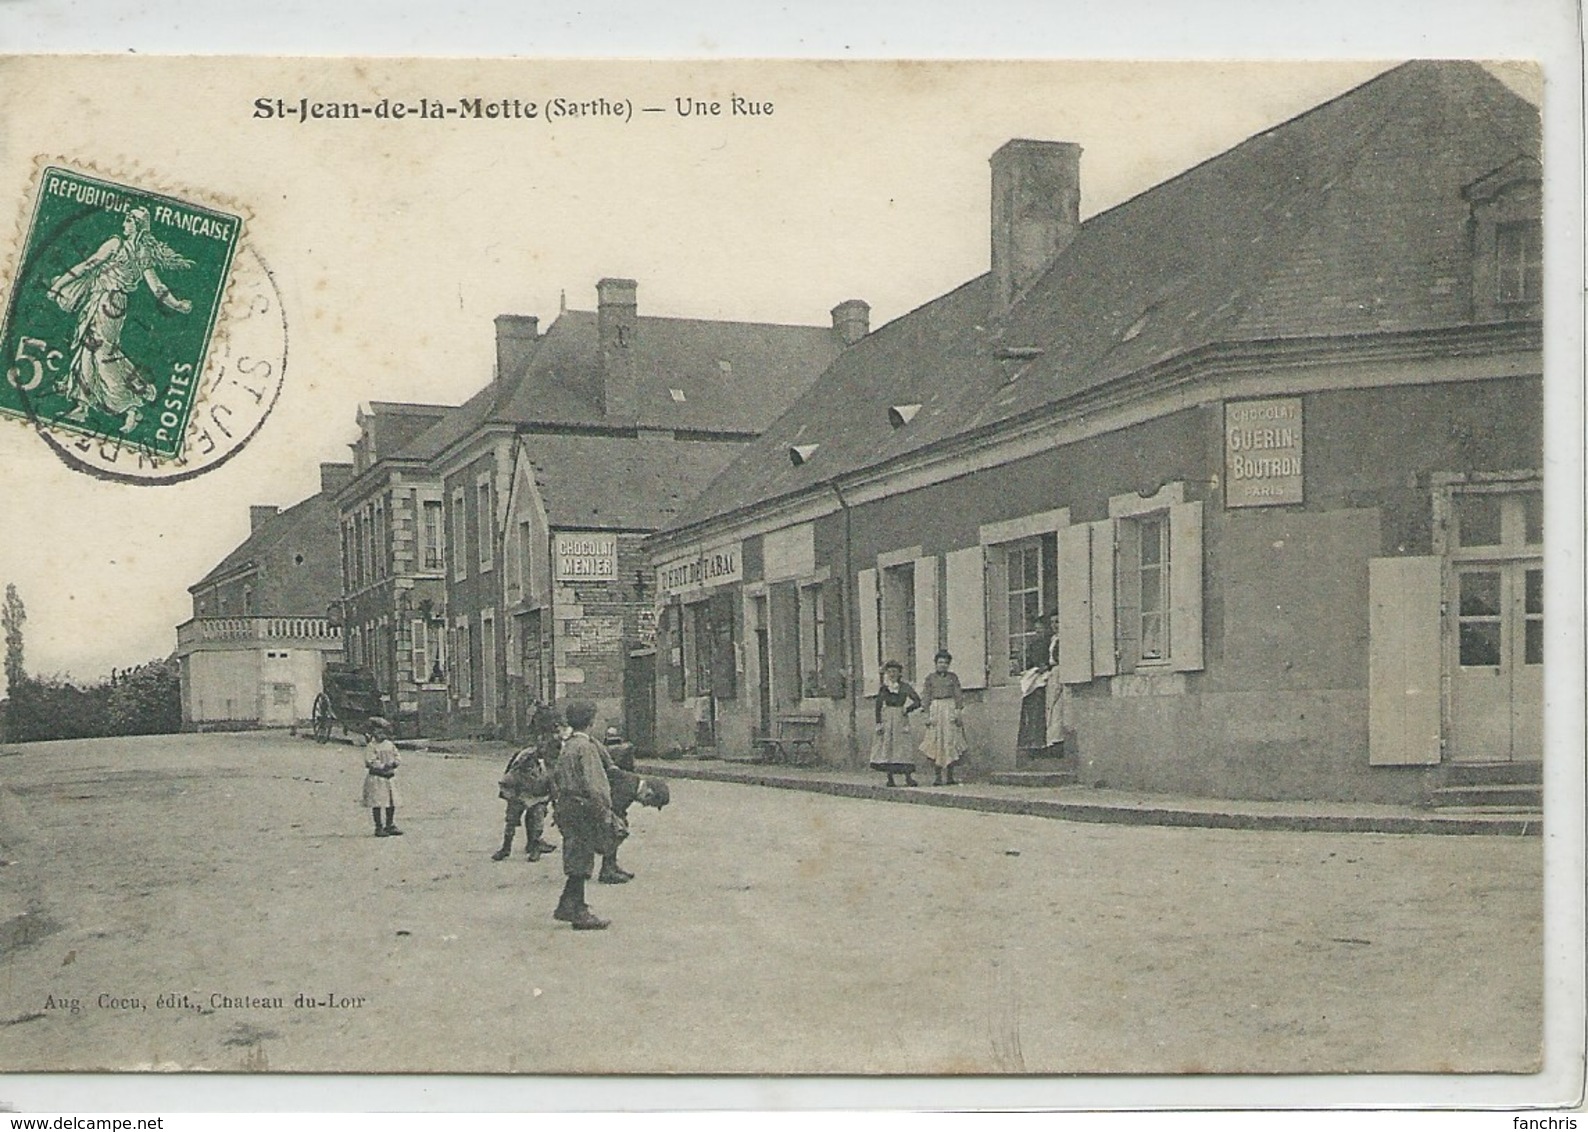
869 660 922 787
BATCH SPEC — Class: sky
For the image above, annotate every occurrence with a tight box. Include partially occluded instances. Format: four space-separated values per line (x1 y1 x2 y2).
0 56 1549 690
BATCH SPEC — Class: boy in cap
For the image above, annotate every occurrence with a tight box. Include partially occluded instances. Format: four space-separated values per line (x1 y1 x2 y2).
550 703 671 928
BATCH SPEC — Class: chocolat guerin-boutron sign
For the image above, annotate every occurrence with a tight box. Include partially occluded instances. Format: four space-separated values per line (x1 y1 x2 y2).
1225 397 1303 508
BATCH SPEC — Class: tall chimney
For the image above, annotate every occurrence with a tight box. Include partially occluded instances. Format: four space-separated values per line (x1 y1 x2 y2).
250 505 279 532
319 462 354 496
990 139 1082 312
494 314 540 383
830 299 871 346
597 277 639 420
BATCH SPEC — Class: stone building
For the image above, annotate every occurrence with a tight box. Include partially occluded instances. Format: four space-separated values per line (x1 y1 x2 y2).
424 278 861 739
646 62 1543 804
176 463 351 728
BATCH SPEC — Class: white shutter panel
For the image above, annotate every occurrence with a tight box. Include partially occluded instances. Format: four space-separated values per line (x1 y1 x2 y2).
1089 519 1117 677
857 567 880 696
944 546 987 689
1168 501 1204 672
1056 524 1093 684
985 545 1011 686
1369 557 1442 765
912 555 938 686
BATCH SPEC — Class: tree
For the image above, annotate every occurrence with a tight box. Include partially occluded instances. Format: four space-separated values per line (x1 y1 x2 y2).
2 584 23 698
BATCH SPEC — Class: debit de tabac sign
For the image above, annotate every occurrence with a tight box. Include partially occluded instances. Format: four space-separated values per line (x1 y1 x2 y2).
553 532 618 581
658 543 742 597
1225 398 1303 508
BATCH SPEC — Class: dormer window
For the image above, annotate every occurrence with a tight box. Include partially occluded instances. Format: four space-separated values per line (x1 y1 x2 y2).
1463 156 1542 322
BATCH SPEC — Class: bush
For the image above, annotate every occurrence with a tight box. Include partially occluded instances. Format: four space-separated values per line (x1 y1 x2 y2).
1 658 180 743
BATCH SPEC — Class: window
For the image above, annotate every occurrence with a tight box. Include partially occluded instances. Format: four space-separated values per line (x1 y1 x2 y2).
422 500 444 572
1106 488 1204 675
476 476 494 573
451 489 467 582
519 520 535 599
1496 219 1542 306
1137 514 1169 662
1004 537 1055 676
241 585 253 617
798 582 827 699
373 500 386 580
480 612 497 723
361 506 374 586
453 618 473 706
880 562 916 677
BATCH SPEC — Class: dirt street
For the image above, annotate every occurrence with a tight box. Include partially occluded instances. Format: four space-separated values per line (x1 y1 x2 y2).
0 732 1542 1074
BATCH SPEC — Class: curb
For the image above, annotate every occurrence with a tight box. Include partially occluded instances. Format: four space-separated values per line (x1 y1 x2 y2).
633 762 1543 837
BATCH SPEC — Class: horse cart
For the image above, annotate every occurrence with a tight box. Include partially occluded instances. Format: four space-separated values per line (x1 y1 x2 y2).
311 662 391 743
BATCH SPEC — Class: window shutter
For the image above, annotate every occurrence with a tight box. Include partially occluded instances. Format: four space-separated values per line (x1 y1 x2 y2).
1169 501 1205 672
710 589 739 701
1089 519 1116 677
1368 557 1442 765
821 580 847 699
767 581 801 706
1114 521 1141 674
664 604 686 702
857 567 880 696
410 619 427 683
944 546 987 689
912 555 939 686
985 545 1011 685
1056 524 1093 684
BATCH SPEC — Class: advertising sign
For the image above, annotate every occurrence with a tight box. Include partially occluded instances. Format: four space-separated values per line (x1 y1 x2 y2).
1225 398 1303 507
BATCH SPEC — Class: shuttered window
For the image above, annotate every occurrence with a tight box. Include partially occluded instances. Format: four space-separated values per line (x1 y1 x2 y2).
1107 499 1204 675
943 547 987 689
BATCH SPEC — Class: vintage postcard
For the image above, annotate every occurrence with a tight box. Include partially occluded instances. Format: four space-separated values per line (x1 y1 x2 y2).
0 54 1578 1103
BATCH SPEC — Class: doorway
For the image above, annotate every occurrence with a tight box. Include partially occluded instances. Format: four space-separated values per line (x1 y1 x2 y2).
1447 486 1542 763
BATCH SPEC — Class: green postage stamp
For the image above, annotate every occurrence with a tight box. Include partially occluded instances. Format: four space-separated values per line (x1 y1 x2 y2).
0 166 243 459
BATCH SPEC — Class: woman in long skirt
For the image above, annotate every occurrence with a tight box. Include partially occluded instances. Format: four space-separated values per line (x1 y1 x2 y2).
869 661 922 787
918 649 968 785
1016 613 1060 760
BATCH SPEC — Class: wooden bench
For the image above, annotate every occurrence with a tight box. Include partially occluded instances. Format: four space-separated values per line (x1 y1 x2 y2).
750 712 824 766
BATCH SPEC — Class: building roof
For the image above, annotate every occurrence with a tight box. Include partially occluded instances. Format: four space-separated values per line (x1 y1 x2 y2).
189 489 342 616
396 306 844 465
519 432 748 530
668 60 1541 533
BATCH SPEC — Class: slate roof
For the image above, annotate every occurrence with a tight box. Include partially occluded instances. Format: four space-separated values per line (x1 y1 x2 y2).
518 433 748 530
395 307 843 465
668 60 1542 533
189 489 343 616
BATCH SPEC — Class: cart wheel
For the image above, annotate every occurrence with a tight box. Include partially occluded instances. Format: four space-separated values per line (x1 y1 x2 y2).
312 694 333 744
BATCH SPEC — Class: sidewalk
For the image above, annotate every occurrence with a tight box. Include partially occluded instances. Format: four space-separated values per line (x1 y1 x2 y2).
373 734 1541 837
628 756 1544 837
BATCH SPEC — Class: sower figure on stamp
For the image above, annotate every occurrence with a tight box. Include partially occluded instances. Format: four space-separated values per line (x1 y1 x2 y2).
490 703 559 862
46 205 193 434
360 717 402 838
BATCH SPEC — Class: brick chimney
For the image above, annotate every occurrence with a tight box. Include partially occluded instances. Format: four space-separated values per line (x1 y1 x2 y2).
990 139 1082 312
830 299 870 346
319 462 354 496
597 277 639 420
494 314 540 383
250 505 279 532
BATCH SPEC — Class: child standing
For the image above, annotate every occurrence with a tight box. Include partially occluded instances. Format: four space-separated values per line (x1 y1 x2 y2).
360 717 402 837
919 649 968 785
869 660 923 787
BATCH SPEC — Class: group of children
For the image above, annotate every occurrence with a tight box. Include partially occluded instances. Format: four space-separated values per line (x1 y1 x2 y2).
868 649 968 788
357 702 670 932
